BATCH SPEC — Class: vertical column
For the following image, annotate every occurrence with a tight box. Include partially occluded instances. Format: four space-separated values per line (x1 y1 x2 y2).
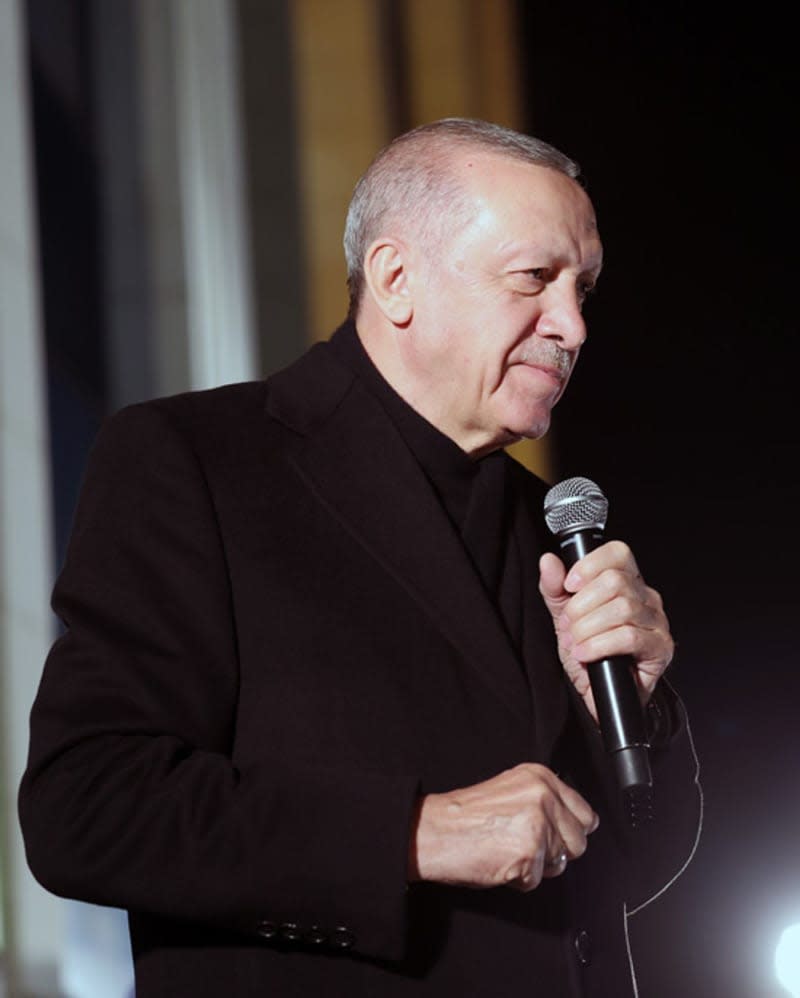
289 0 389 341
0 1 63 995
172 0 258 390
91 0 158 410
96 0 258 406
92 0 191 409
236 0 309 374
404 0 523 126
136 0 192 399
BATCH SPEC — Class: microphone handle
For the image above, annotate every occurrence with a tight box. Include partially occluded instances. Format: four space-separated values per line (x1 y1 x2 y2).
557 528 653 794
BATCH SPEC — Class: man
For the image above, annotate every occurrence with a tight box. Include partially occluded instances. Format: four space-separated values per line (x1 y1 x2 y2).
19 118 701 997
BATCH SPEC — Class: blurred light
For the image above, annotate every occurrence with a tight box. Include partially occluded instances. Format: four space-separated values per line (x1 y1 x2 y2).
776 924 800 996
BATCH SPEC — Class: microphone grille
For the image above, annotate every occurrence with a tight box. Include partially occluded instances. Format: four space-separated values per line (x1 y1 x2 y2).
544 476 609 536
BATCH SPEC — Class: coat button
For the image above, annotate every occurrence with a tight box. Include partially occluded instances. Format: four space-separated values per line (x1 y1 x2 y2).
304 925 327 946
573 928 592 967
330 926 356 950
279 922 303 943
255 920 277 940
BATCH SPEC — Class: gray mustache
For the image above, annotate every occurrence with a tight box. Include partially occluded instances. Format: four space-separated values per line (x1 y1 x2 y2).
519 342 573 379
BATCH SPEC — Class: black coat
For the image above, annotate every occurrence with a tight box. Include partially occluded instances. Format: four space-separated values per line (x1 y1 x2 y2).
19 329 701 996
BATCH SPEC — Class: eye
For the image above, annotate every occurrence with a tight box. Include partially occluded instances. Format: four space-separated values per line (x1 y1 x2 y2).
577 280 596 305
509 268 548 293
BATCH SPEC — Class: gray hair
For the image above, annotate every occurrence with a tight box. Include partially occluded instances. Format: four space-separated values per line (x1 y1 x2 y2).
343 117 581 317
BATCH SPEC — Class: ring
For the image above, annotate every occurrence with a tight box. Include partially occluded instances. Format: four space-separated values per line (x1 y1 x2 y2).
546 850 568 870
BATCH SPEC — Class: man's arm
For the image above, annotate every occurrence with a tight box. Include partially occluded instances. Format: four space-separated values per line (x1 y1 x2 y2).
18 403 416 960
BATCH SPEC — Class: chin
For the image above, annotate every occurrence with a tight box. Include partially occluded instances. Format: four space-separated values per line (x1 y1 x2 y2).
495 392 555 442
508 411 551 442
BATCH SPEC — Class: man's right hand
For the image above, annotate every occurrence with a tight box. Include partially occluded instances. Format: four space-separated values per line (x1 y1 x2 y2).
408 763 599 892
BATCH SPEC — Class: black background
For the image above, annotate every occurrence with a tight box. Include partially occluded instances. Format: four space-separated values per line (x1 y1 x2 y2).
519 4 798 996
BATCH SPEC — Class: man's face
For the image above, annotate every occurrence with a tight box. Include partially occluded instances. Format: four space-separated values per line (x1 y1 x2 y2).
402 154 603 457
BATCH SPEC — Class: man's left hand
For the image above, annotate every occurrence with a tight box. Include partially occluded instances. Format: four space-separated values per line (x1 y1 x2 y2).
538 541 674 724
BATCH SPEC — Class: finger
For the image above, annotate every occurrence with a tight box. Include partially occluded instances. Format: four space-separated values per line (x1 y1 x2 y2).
544 779 599 866
536 799 599 885
514 835 571 891
514 844 548 892
538 552 568 605
572 623 674 672
563 540 640 591
550 775 599 833
564 567 650 619
551 805 593 864
542 845 569 879
516 842 572 890
569 594 661 646
504 767 598 891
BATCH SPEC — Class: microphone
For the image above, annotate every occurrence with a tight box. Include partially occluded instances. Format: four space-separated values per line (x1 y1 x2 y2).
543 477 653 808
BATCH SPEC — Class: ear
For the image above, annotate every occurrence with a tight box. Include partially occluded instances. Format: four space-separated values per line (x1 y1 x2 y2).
362 238 413 325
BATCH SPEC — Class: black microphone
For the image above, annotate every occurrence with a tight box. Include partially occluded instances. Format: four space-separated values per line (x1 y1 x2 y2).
543 477 653 808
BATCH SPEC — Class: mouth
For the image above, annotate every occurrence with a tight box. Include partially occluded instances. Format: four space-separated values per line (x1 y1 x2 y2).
517 360 570 392
525 362 565 384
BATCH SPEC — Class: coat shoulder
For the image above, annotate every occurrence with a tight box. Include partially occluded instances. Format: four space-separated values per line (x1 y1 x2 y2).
141 380 269 435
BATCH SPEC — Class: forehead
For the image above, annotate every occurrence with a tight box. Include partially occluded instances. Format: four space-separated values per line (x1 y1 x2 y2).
449 152 602 266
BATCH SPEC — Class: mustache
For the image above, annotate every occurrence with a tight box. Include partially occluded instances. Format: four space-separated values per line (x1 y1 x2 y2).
519 341 574 380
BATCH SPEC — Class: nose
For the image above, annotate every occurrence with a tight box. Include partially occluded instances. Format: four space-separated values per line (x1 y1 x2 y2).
536 287 587 351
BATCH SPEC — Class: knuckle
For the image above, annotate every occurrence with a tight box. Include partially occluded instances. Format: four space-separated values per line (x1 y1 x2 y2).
609 539 632 562
621 623 640 649
515 871 540 893
527 782 549 809
646 586 663 609
518 762 548 788
504 860 525 883
605 568 628 597
572 834 589 858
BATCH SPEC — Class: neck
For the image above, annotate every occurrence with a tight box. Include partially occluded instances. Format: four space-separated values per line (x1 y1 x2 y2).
354 317 508 459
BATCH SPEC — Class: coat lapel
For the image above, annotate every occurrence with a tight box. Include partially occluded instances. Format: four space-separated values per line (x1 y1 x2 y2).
509 466 571 763
265 342 532 723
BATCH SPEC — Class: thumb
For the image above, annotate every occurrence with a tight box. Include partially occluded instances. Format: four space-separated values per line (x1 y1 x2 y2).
538 552 569 622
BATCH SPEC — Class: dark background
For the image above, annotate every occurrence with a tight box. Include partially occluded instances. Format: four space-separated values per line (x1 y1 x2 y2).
26 1 797 995
519 4 798 996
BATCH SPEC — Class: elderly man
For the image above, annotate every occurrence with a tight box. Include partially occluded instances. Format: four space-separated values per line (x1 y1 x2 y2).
19 118 700 997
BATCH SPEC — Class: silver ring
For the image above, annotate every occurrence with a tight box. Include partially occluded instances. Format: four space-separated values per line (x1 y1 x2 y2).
546 850 568 870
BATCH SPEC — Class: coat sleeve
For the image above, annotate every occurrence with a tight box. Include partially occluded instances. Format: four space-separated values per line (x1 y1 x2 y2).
17 402 417 961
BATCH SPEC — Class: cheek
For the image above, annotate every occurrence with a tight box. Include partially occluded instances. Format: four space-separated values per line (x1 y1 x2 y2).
493 319 542 380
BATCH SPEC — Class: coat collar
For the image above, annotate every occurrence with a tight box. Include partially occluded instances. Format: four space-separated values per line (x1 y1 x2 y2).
265 335 534 724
